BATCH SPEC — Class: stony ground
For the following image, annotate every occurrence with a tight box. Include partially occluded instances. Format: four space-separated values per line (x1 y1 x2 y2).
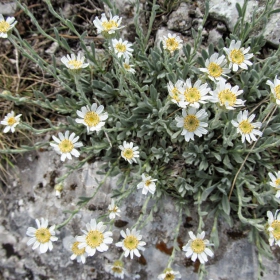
1 0 280 279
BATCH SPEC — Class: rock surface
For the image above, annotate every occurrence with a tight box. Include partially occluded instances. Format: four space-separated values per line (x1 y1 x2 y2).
0 150 280 279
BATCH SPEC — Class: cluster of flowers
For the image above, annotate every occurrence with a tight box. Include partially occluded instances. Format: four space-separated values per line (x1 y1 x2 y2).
26 216 213 278
1 9 280 278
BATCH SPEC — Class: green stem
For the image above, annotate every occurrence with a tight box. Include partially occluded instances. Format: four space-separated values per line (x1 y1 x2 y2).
133 195 151 230
167 207 183 268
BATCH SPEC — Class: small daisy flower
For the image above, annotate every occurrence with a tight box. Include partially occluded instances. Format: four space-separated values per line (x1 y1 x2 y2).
199 53 230 82
162 33 183 53
61 52 89 70
123 58 136 74
116 228 146 259
224 40 253 72
26 218 58 254
137 174 157 195
50 131 83 162
69 237 88 264
54 183 63 198
111 38 133 59
179 79 211 109
268 172 280 199
209 79 245 110
93 12 123 35
108 199 121 220
1 111 21 133
266 76 280 105
158 268 181 280
175 108 208 142
75 103 108 133
183 231 214 264
0 14 17 38
231 110 262 143
119 141 139 164
76 219 113 257
109 260 126 279
267 210 280 246
167 80 184 105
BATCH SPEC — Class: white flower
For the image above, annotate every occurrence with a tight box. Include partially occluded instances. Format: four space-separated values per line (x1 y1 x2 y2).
167 80 184 105
93 12 123 35
108 199 121 220
268 172 280 199
0 14 17 38
50 131 83 161
119 141 139 164
179 79 211 109
208 79 245 110
137 174 157 195
1 111 21 133
61 52 89 70
266 76 280 105
199 53 230 82
69 237 88 264
175 108 208 142
75 103 108 133
123 58 136 74
54 183 63 198
182 231 214 264
76 219 113 256
162 33 183 53
267 210 280 246
116 228 146 259
231 110 262 143
111 38 133 59
224 40 253 72
26 218 58 254
109 260 126 279
158 268 181 280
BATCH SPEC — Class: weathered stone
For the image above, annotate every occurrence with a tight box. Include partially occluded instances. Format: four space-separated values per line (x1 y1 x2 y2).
0 2 17 15
167 2 192 33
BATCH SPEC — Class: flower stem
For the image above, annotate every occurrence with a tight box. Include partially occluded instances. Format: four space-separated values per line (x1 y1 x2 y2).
167 207 183 268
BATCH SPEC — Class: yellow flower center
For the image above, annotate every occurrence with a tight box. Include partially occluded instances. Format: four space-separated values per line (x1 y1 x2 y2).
86 230 104 248
238 120 253 134
58 139 74 153
115 43 127 53
7 116 16 126
71 241 86 256
271 220 280 240
68 60 83 69
84 111 100 127
123 63 131 70
35 228 51 243
230 49 244 64
122 148 134 160
0 20 10 33
102 20 118 31
112 260 123 274
145 180 151 187
191 238 206 254
275 85 280 100
275 178 280 186
110 206 119 213
164 273 175 280
184 87 201 103
183 115 199 132
123 235 139 250
208 62 222 78
171 88 181 102
165 38 179 52
218 89 237 106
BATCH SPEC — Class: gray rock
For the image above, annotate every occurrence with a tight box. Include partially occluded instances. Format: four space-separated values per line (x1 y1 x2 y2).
0 2 17 15
167 2 192 33
208 29 223 46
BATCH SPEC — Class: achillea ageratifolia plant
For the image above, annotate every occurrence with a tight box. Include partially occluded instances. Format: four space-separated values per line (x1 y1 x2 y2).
1 0 280 278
